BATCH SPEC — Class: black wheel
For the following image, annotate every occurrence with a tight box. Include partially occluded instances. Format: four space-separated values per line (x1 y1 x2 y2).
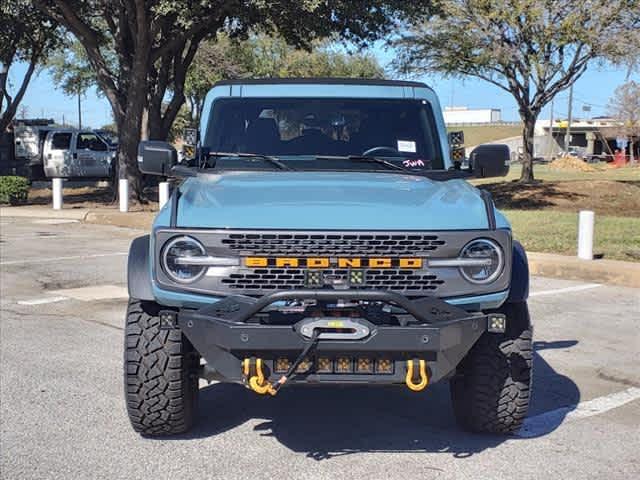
124 299 199 436
450 302 533 434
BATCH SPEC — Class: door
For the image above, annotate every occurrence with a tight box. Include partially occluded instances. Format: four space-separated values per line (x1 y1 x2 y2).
44 132 74 177
75 132 111 177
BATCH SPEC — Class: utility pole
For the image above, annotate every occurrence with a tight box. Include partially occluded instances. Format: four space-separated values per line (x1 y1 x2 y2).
564 84 574 154
547 98 555 161
77 90 82 130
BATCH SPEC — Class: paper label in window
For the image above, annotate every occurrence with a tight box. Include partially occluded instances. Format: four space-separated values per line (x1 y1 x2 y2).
397 140 416 153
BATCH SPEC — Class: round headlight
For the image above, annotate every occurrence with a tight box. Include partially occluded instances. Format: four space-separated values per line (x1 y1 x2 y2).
161 236 207 283
459 239 504 284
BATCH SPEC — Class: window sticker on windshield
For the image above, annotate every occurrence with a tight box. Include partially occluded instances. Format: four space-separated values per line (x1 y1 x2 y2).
397 140 416 153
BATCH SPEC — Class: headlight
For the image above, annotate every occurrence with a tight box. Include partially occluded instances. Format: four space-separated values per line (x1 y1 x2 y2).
161 236 207 283
459 239 504 284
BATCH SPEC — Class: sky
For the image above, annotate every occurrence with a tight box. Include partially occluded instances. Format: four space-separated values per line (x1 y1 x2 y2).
8 47 637 130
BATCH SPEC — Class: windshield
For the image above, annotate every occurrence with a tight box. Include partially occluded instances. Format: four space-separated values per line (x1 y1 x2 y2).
203 98 444 171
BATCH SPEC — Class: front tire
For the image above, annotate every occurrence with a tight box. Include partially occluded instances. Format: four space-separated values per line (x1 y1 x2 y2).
450 302 533 434
124 299 199 436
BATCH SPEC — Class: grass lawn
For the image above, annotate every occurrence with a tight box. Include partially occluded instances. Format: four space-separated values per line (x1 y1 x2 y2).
473 163 640 184
473 164 640 261
448 124 522 146
504 210 640 262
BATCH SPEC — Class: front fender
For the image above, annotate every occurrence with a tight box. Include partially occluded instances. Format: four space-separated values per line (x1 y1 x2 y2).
127 235 154 301
507 240 529 303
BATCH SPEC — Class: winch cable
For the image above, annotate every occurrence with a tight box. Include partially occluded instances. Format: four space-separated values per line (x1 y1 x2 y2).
268 328 322 395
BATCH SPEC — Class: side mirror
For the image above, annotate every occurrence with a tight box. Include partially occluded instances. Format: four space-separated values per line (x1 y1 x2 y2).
137 141 177 176
469 144 510 178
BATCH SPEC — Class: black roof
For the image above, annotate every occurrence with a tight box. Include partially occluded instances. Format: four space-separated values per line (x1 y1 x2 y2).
213 78 429 88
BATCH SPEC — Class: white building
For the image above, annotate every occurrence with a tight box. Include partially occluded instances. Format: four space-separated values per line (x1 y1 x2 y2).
443 107 502 124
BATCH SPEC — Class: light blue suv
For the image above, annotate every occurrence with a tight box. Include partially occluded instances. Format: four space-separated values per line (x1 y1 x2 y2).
127 78 532 436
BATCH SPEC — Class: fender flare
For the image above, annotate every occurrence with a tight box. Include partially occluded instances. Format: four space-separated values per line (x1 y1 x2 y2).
127 235 154 301
507 240 529 303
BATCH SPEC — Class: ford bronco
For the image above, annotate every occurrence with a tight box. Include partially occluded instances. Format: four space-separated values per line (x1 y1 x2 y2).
126 78 532 436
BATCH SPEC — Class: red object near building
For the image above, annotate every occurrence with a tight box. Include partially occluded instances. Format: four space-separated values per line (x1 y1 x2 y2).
613 149 626 167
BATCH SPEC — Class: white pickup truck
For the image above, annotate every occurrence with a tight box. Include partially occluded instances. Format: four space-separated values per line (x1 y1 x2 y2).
42 130 115 178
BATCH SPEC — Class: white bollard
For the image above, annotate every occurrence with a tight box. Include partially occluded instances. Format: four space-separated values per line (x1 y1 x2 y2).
52 178 63 210
158 181 170 209
119 178 129 213
578 210 595 260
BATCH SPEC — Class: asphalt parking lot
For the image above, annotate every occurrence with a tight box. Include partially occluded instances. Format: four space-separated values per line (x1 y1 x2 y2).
1 216 639 480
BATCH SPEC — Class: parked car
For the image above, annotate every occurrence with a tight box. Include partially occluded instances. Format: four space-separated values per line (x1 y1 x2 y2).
127 78 531 437
95 129 119 148
43 130 115 179
12 119 56 180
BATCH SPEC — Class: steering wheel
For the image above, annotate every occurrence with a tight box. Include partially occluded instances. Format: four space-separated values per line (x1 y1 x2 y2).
362 146 399 157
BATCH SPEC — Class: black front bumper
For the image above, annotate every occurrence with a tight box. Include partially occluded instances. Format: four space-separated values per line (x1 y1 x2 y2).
179 290 489 385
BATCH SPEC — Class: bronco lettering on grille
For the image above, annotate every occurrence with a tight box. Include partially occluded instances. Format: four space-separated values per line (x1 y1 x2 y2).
244 257 424 269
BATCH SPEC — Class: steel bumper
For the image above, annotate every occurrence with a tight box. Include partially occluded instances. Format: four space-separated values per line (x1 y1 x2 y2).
178 290 489 385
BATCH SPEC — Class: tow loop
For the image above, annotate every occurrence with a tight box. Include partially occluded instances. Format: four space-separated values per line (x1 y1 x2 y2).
243 329 321 396
405 359 429 391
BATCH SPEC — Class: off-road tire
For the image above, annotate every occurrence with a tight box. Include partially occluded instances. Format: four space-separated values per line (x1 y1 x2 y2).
450 301 533 434
124 299 199 436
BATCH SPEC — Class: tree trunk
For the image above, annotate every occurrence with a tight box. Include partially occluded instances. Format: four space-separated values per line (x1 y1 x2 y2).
147 106 168 140
519 114 538 183
116 43 149 201
117 106 144 199
141 106 149 141
0 54 38 134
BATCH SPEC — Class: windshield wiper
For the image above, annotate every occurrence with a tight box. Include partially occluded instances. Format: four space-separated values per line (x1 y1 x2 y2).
207 151 292 171
315 155 413 173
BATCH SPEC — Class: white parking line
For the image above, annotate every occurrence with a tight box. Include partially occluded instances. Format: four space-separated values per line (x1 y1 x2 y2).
32 219 79 225
518 387 640 438
0 252 128 266
1 234 89 241
530 283 602 297
17 296 69 306
49 285 128 301
16 285 128 305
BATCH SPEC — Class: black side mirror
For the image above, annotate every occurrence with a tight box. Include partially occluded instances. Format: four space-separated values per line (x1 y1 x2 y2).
137 141 177 176
469 144 510 178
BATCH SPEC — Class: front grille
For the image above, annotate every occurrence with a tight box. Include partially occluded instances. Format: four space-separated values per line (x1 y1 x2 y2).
220 233 445 256
220 268 444 293
155 228 513 299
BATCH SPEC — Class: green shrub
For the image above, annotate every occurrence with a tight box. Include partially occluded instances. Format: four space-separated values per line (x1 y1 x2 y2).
0 176 30 205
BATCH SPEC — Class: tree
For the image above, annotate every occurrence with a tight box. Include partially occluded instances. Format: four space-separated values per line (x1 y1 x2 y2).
47 38 99 129
36 1 423 200
394 0 639 182
184 33 385 126
608 81 640 164
183 35 252 126
0 1 61 133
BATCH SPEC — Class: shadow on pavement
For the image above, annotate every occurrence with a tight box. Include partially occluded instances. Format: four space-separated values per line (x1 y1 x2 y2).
169 339 580 459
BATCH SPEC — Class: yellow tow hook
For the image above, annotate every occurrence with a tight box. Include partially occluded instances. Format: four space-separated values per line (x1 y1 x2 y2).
405 359 429 392
242 358 278 396
242 330 322 397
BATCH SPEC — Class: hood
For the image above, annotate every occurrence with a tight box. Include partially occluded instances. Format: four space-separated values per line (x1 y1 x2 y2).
156 171 507 231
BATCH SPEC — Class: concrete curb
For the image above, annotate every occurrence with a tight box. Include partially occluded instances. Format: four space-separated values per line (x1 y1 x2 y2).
1 205 91 221
2 205 639 288
527 252 640 289
84 211 154 230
